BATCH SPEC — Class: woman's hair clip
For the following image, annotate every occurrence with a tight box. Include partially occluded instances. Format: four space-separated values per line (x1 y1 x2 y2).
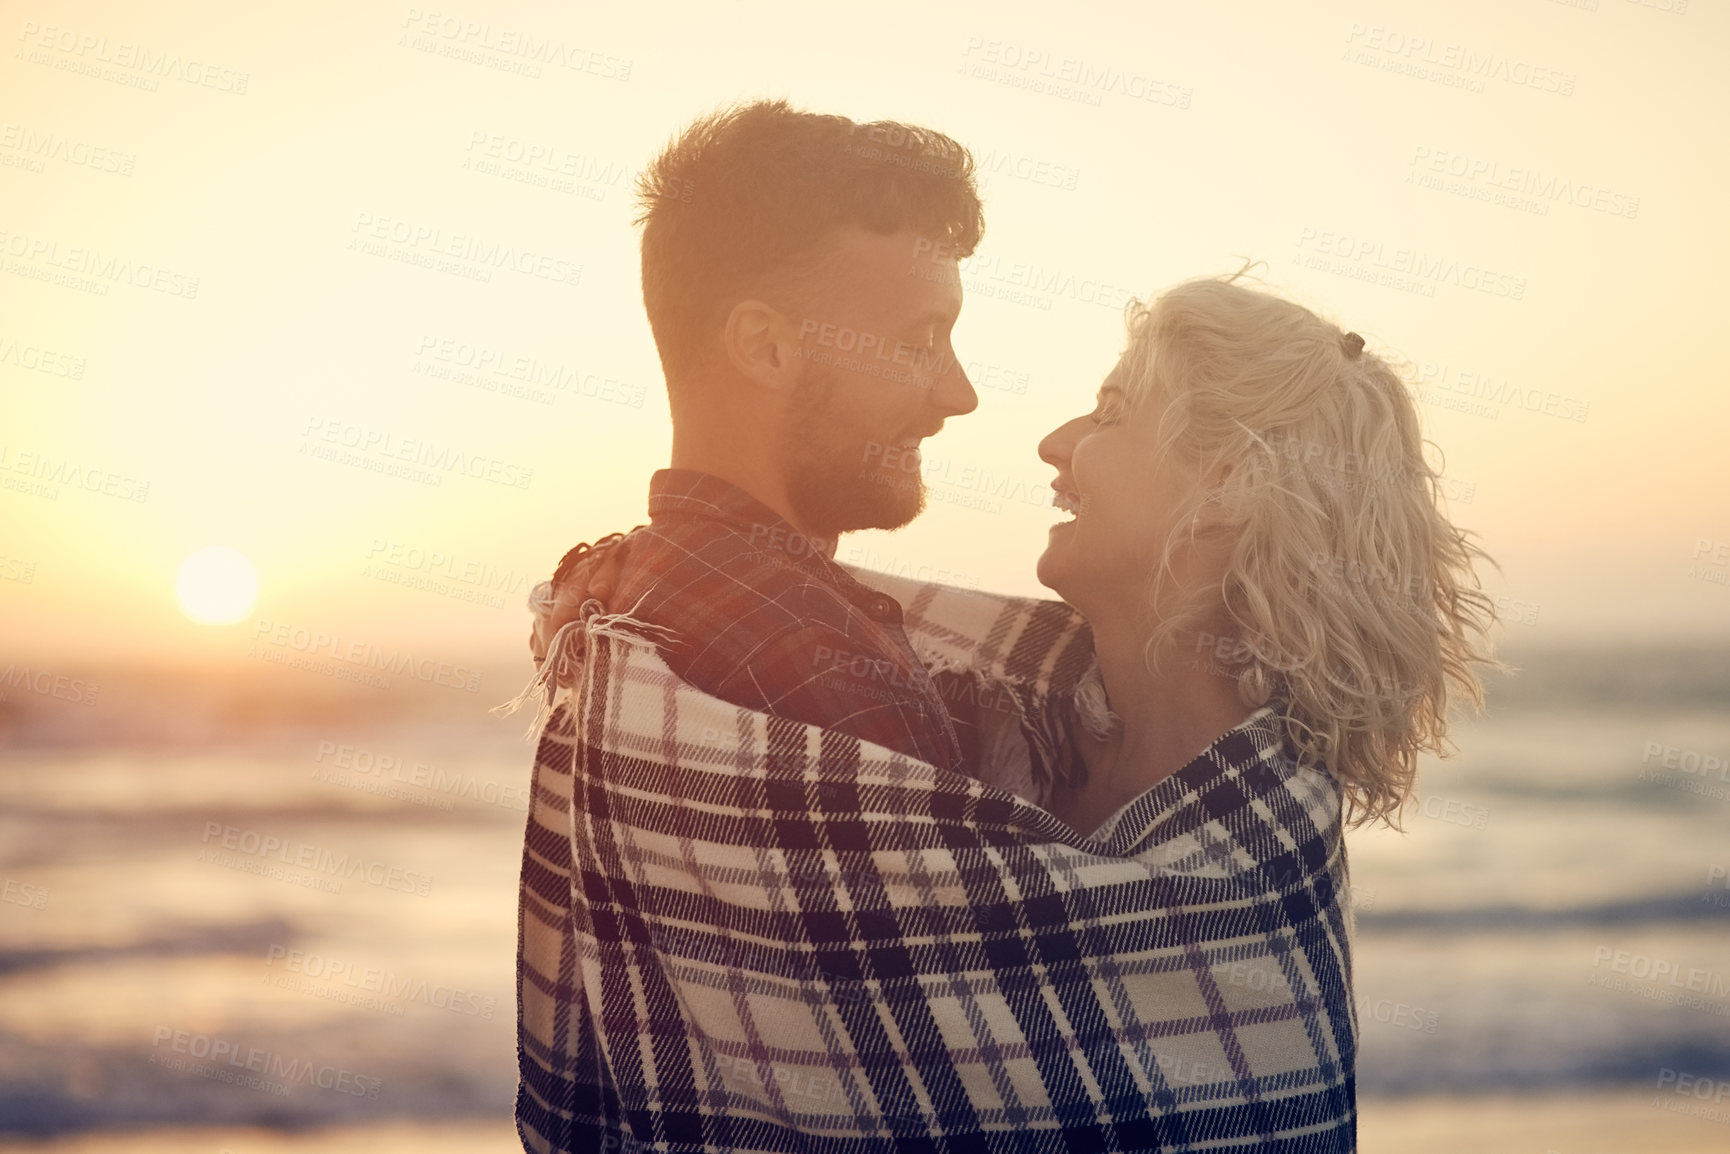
1341 331 1365 359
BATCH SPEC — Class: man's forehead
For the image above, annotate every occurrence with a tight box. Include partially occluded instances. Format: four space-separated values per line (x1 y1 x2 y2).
818 227 962 317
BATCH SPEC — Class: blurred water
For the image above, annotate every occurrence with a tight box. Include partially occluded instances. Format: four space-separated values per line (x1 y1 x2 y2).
0 665 531 1140
0 646 1727 1144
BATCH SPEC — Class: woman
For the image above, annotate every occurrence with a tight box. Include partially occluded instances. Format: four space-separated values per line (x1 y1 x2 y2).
520 271 1497 1152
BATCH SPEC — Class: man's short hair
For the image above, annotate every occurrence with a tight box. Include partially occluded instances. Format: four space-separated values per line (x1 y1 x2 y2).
634 99 984 386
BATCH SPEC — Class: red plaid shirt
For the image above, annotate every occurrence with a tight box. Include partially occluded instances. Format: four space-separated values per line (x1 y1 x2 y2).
602 469 967 774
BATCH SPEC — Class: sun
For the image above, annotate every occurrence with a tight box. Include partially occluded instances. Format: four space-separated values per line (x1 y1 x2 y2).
175 546 259 626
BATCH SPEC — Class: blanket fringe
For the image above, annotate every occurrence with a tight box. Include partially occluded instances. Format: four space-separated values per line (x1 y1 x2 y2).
586 592 679 650
491 590 680 741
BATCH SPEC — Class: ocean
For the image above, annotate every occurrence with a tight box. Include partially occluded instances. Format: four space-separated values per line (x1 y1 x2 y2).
0 645 1726 1150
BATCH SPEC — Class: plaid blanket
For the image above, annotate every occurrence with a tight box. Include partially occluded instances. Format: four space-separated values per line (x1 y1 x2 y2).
512 570 1358 1153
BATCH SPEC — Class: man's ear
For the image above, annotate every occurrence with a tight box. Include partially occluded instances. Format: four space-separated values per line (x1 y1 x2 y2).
723 299 803 393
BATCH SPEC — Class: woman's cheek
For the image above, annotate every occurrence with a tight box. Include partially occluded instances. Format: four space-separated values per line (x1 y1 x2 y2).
1070 435 1112 515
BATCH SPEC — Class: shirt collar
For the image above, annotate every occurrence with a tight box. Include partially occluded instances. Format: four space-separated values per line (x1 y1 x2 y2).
646 469 901 623
648 469 837 558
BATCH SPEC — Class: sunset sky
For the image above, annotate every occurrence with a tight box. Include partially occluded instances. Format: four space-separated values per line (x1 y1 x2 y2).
4 0 1727 683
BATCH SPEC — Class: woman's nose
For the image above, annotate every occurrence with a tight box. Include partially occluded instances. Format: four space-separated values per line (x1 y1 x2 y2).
1038 417 1082 470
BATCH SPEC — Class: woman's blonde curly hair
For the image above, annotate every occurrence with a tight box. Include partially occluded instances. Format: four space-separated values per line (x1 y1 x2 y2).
1120 269 1501 829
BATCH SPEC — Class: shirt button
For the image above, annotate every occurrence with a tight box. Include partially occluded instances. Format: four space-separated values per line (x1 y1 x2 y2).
868 595 898 621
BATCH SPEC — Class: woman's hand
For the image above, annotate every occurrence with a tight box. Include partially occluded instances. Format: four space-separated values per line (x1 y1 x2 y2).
529 531 635 668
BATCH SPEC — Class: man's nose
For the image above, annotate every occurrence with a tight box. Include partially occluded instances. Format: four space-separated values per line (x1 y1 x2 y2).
933 356 978 418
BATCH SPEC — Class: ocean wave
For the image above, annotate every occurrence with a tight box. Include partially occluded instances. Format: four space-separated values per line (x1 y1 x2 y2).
1357 891 1730 935
0 918 299 979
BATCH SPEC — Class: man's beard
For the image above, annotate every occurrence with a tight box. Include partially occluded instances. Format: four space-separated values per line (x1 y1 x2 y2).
781 361 926 538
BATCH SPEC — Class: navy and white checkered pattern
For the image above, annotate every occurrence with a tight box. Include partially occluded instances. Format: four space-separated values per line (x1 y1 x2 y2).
515 573 1357 1152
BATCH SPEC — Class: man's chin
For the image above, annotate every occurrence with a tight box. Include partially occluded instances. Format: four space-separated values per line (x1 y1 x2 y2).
795 479 925 538
861 495 924 533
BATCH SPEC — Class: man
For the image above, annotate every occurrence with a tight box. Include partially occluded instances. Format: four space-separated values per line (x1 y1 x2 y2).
528 98 985 771
518 99 998 1152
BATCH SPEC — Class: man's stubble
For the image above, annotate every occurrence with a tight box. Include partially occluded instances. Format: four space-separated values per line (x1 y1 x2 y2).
780 358 926 540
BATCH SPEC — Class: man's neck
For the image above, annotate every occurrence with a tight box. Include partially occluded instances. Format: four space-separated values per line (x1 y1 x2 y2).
668 436 837 559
